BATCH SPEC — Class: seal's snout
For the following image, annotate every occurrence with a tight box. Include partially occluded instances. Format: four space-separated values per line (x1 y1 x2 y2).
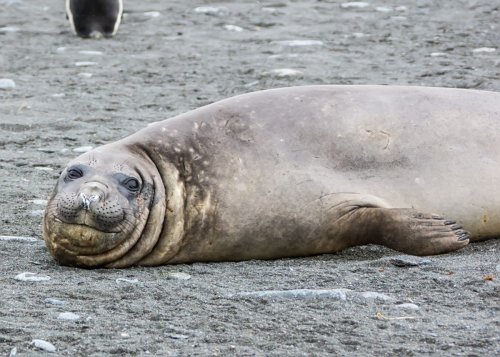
79 192 100 210
78 182 106 210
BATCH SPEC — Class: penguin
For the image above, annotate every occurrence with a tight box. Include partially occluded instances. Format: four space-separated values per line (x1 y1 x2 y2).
66 0 123 38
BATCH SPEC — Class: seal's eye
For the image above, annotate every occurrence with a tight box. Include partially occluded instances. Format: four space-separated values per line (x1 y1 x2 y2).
66 168 83 180
123 177 140 192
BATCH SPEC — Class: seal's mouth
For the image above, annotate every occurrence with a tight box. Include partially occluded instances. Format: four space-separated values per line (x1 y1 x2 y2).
53 217 120 235
45 217 126 255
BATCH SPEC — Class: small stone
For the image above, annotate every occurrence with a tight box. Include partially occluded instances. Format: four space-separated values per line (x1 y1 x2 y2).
9 347 16 357
234 288 350 300
166 333 189 340
166 272 192 280
395 303 420 310
31 339 56 353
352 32 367 38
1 0 23 6
274 40 323 47
44 298 68 306
78 72 93 78
75 61 97 67
193 6 227 15
73 146 93 153
78 50 104 56
262 7 278 13
375 6 392 12
340 2 369 9
56 47 66 53
496 264 500 273
37 148 56 154
224 24 244 32
116 277 139 284
58 312 80 321
30 210 45 217
15 272 51 282
143 11 160 18
0 78 16 90
359 291 396 303
388 255 432 267
472 47 496 53
51 93 65 98
0 26 19 33
430 52 446 57
34 166 53 171
31 199 48 205
0 235 38 242
244 80 259 88
267 68 304 78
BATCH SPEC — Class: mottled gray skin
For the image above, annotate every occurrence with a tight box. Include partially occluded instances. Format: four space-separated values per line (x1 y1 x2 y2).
43 85 500 268
66 0 123 38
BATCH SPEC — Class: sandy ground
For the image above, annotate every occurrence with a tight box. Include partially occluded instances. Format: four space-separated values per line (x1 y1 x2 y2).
0 0 499 355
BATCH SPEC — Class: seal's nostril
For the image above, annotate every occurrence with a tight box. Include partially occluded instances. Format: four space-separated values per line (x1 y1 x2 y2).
79 192 100 210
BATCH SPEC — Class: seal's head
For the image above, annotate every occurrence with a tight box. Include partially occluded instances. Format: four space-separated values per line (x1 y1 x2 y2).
43 146 166 268
65 0 123 38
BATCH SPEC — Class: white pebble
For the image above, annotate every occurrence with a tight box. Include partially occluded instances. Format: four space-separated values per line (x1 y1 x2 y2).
472 47 496 53
267 68 304 78
31 199 48 205
262 7 278 13
143 11 161 18
244 80 259 88
193 6 227 15
73 146 93 153
274 40 323 47
0 235 37 242
78 50 103 56
58 312 80 321
34 166 53 171
395 6 408 12
30 210 44 217
340 2 369 9
430 52 446 57
15 272 51 282
166 272 192 280
224 24 244 32
0 26 19 33
0 78 16 90
44 298 68 306
75 61 97 67
51 93 65 97
359 291 395 302
267 54 299 59
78 72 93 78
116 277 139 284
235 288 349 300
56 47 66 53
395 303 420 310
375 6 393 12
31 339 56 353
352 32 367 38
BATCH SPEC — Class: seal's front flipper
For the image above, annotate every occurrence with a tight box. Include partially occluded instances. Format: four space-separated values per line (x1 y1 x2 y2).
372 208 470 256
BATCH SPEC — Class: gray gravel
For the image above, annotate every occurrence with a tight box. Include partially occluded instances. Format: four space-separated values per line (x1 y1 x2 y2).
0 0 499 356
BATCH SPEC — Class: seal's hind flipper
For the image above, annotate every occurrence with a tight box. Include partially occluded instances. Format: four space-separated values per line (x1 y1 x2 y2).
372 208 470 256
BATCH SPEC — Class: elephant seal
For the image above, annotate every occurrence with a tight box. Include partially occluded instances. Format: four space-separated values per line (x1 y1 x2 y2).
65 0 123 38
43 85 500 268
